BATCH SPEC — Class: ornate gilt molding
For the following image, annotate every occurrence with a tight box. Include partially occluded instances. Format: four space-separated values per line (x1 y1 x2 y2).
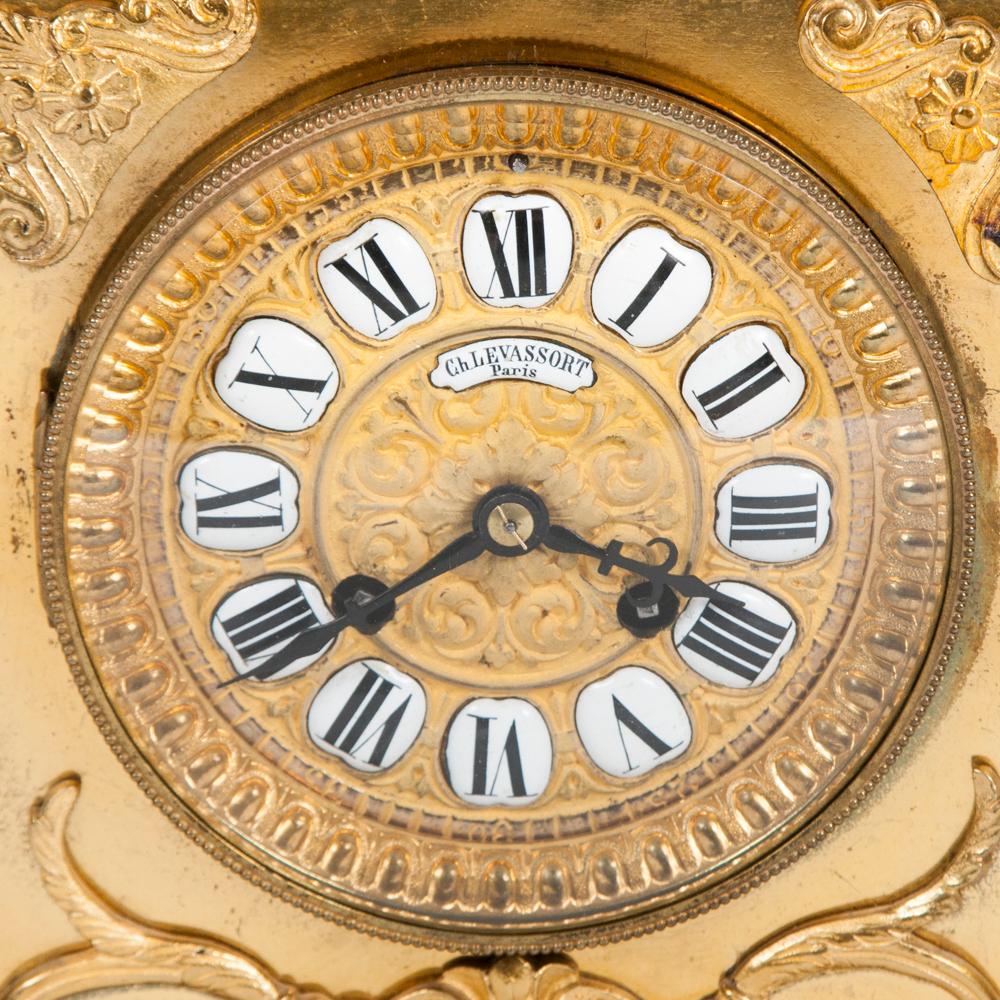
707 757 1000 1000
3 761 998 999
0 774 641 1000
0 0 257 267
800 0 1000 282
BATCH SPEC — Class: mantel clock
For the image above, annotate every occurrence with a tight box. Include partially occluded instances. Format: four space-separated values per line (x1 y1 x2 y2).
39 69 968 949
2 1 997 997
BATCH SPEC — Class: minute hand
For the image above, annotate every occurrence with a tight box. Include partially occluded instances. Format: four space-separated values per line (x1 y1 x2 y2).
543 523 740 608
221 530 487 687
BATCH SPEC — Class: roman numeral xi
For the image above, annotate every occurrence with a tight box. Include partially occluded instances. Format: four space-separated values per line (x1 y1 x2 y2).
326 236 426 334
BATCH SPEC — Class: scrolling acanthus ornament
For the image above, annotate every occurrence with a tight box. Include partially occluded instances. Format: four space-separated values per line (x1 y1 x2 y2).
0 777 640 1000
799 0 1000 282
3 762 998 999
707 758 1000 1000
0 0 257 267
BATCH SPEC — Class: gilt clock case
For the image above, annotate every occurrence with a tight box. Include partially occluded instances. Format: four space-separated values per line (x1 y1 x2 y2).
39 67 972 951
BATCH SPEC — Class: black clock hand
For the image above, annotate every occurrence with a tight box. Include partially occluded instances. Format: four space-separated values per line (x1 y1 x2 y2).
219 529 487 687
543 523 743 613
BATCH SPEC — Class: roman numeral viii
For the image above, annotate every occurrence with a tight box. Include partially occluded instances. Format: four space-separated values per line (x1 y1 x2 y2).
211 576 334 683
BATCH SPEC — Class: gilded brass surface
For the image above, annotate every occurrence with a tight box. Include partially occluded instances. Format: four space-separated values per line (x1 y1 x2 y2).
800 0 1000 282
0 0 998 996
0 0 257 265
40 70 965 948
4 761 999 1000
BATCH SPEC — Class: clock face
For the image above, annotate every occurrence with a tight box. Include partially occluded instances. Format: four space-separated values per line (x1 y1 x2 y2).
43 69 970 950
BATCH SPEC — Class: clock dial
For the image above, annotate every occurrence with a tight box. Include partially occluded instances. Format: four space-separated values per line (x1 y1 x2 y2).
47 70 968 950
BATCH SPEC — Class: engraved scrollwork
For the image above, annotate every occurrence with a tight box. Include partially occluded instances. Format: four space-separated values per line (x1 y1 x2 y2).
0 0 257 266
327 372 689 673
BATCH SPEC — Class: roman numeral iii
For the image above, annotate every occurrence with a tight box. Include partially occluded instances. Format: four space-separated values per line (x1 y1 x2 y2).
178 448 300 551
462 192 573 308
308 660 426 772
715 462 832 563
317 218 436 340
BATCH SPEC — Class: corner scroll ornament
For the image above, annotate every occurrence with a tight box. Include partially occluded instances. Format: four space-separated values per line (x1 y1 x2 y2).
0 0 257 267
800 0 1000 282
706 758 1000 1000
0 776 642 1000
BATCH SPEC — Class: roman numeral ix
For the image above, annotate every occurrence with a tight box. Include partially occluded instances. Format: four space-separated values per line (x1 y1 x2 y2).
326 237 425 334
478 208 548 299
195 472 283 531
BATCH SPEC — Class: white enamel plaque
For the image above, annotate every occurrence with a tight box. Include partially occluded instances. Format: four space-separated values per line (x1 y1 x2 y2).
462 192 573 307
673 581 796 688
716 462 832 563
316 218 436 340
429 337 595 392
178 448 299 551
212 576 334 682
591 225 713 346
444 697 553 806
307 659 426 772
575 666 691 778
681 324 805 438
213 317 339 431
